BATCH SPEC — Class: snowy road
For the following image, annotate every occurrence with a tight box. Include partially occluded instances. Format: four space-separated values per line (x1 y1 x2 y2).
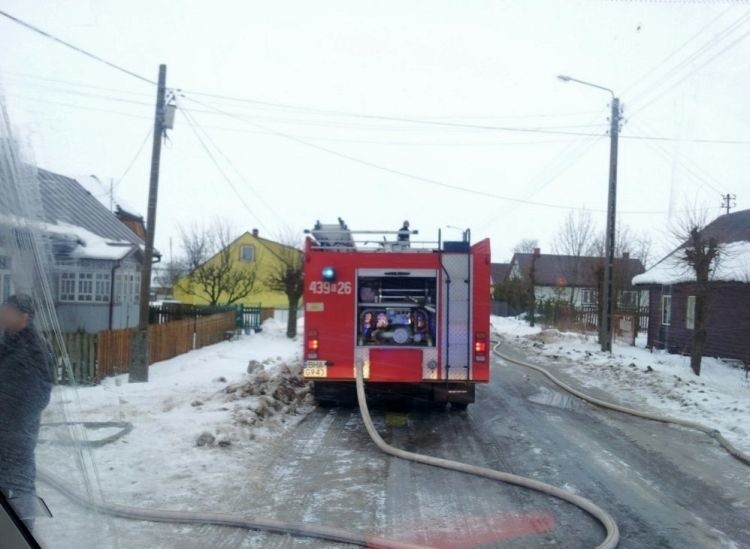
39 333 750 549
206 338 750 549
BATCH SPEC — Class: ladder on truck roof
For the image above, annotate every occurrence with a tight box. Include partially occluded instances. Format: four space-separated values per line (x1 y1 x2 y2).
306 219 428 251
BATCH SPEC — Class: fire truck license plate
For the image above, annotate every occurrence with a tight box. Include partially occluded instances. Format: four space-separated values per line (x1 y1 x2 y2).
304 361 327 378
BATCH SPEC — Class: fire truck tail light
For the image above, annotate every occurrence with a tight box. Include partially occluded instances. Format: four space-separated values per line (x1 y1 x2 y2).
307 330 319 358
474 333 487 362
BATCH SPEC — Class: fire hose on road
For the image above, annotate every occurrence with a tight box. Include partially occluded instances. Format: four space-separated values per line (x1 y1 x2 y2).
353 361 620 549
38 356 625 549
491 339 750 467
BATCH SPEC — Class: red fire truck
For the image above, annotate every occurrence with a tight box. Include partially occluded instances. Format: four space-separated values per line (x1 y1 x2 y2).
303 220 491 408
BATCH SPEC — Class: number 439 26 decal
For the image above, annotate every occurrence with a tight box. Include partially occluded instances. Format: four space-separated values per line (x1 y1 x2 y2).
308 281 352 295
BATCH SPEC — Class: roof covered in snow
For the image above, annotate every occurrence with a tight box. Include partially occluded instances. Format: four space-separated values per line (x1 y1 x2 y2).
0 168 148 262
74 174 143 220
633 209 750 286
37 169 145 246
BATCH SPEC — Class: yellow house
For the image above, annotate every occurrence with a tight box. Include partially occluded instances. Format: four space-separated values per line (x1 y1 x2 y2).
173 230 300 309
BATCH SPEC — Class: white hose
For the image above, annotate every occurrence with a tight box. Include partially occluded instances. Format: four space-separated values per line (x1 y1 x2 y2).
38 469 427 549
492 340 750 467
354 363 620 549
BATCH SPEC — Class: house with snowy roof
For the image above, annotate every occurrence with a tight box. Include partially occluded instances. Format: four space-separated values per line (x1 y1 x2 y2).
0 167 156 333
633 209 750 362
507 248 646 308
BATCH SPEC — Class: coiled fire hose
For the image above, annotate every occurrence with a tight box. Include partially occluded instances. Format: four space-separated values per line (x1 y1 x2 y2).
491 339 750 467
354 362 620 549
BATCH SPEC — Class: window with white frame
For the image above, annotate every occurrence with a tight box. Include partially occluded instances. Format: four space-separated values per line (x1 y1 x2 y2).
113 271 140 304
77 272 94 302
581 288 597 305
59 271 112 303
661 294 672 326
240 245 255 263
686 295 695 330
59 272 77 302
94 272 111 302
0 255 12 303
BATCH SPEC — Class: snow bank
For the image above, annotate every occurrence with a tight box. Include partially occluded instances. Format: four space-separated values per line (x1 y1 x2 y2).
38 318 311 510
633 240 750 285
491 315 542 337
491 316 750 453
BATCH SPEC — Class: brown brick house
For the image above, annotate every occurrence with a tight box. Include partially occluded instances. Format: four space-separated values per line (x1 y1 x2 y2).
633 209 750 363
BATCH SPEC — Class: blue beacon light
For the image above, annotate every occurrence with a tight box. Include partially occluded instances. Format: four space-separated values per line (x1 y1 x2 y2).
322 267 336 281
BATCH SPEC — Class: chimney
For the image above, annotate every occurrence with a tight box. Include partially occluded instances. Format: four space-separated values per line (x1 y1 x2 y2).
533 247 541 257
622 251 630 260
252 228 259 238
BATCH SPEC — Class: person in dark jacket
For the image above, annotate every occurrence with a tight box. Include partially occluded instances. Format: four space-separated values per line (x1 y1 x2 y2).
397 220 411 248
0 294 53 528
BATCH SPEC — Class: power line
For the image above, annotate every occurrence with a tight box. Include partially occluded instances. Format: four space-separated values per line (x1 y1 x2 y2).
0 9 155 85
179 107 269 233
115 127 153 189
5 69 750 144
628 13 750 117
180 93 685 216
631 120 727 197
179 106 283 221
622 5 739 97
181 107 299 262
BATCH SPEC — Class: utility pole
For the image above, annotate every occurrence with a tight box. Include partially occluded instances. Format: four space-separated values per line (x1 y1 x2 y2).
130 64 167 383
721 193 736 215
600 97 621 352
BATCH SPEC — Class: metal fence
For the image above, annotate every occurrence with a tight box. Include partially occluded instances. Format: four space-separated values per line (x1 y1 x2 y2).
536 301 649 335
149 303 262 331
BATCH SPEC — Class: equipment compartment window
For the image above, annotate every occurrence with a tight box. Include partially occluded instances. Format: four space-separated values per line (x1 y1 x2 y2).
357 274 437 347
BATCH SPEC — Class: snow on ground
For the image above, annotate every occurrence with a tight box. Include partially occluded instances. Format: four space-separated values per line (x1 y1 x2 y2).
491 316 750 453
38 318 312 513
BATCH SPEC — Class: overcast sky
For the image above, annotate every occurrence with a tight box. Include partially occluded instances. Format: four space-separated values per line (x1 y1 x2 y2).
1 1 748 264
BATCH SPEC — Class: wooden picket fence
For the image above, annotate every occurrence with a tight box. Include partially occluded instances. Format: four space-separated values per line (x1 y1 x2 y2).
55 311 235 383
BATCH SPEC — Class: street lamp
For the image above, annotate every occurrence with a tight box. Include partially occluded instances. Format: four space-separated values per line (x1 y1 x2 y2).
558 74 622 353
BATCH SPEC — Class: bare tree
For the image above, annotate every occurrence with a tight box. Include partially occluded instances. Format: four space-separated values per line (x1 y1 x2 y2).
513 238 539 254
553 210 597 257
552 210 597 304
153 259 187 294
674 215 721 376
265 232 304 338
177 220 258 306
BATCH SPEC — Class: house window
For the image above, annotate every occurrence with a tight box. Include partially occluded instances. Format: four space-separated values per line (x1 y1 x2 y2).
60 272 77 302
619 290 636 308
59 271 112 303
240 245 255 263
77 272 94 302
94 273 111 303
661 294 672 326
0 256 11 303
1 273 12 303
686 295 695 330
581 288 597 305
